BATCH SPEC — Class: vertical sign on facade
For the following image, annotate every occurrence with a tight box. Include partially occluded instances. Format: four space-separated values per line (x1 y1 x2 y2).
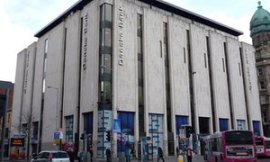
82 13 88 71
118 6 125 66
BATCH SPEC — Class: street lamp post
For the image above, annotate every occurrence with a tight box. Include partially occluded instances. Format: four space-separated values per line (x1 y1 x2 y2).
47 86 62 150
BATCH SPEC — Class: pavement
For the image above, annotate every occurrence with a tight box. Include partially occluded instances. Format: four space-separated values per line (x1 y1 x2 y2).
4 155 270 162
88 154 204 162
1 155 205 162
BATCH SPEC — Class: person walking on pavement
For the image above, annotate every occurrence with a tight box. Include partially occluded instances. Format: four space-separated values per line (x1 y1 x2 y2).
187 146 192 162
130 145 136 160
106 148 112 162
157 147 164 162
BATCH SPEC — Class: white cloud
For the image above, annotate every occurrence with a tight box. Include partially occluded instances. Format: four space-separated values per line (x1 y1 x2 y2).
0 0 78 82
0 0 36 82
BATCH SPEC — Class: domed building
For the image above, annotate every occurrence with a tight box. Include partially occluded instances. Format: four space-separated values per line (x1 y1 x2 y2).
250 1 270 137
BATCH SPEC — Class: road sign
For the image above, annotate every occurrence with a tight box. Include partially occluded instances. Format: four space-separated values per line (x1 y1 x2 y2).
53 131 63 140
179 128 186 139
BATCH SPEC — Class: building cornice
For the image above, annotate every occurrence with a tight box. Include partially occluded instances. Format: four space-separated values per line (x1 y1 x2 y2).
34 0 243 38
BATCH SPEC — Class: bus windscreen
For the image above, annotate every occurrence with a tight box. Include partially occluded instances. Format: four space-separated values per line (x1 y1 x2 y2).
225 131 253 145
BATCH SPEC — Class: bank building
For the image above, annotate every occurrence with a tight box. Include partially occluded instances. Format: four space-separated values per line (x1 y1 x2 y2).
12 0 263 159
250 1 270 137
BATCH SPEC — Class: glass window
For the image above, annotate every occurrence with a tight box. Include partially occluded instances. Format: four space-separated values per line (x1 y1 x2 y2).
101 28 112 47
65 116 73 142
99 3 112 108
4 128 8 138
263 109 267 122
117 112 135 153
105 28 112 47
137 37 142 53
45 39 48 54
104 4 112 21
225 131 253 145
219 118 229 131
100 54 112 74
100 81 112 103
175 116 188 134
149 114 164 156
204 53 207 68
42 39 48 93
84 112 93 134
52 152 68 158
138 61 143 79
22 123 27 133
236 119 246 130
138 14 144 128
100 4 112 22
257 67 263 76
253 120 261 136
137 14 142 29
260 81 265 89
32 122 39 139
238 63 242 76
222 58 225 72
138 86 143 105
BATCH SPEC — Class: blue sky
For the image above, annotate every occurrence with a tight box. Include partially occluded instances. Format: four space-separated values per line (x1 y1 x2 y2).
0 0 268 82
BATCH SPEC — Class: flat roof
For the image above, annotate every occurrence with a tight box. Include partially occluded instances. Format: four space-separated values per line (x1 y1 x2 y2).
35 0 243 38
35 0 92 37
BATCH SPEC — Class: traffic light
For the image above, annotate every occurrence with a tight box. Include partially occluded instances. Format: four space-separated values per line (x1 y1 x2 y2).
186 126 193 138
80 133 84 140
106 131 111 141
87 134 92 143
87 134 93 151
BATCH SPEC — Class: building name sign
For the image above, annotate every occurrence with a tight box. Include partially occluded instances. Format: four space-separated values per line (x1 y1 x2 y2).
244 50 252 91
82 13 88 71
23 51 30 93
118 6 125 66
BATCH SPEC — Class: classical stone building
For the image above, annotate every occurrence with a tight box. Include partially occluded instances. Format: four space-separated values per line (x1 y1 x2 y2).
250 2 270 137
12 0 262 159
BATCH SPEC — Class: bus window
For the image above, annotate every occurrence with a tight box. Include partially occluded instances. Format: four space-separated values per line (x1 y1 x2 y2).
225 131 253 145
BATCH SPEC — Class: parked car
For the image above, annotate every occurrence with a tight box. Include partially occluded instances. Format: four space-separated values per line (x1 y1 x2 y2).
31 150 70 162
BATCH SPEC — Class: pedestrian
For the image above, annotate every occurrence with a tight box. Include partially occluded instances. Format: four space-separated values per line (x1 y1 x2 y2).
157 147 164 162
77 151 83 162
67 147 74 162
125 144 130 162
187 146 192 162
106 148 112 162
86 151 91 162
89 148 93 162
130 145 136 159
176 146 180 156
68 151 74 162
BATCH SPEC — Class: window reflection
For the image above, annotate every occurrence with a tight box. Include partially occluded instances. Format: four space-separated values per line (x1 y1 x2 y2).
99 4 112 105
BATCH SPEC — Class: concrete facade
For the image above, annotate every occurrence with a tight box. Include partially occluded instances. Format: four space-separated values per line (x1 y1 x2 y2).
12 0 263 159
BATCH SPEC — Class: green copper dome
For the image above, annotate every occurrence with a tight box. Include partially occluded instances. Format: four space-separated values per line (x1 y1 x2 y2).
250 1 270 36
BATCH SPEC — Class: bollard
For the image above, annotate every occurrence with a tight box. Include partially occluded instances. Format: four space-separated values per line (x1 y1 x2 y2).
178 154 184 162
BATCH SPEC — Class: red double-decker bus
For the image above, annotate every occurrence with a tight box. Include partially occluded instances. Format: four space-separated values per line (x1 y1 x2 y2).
255 136 270 157
204 130 257 162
